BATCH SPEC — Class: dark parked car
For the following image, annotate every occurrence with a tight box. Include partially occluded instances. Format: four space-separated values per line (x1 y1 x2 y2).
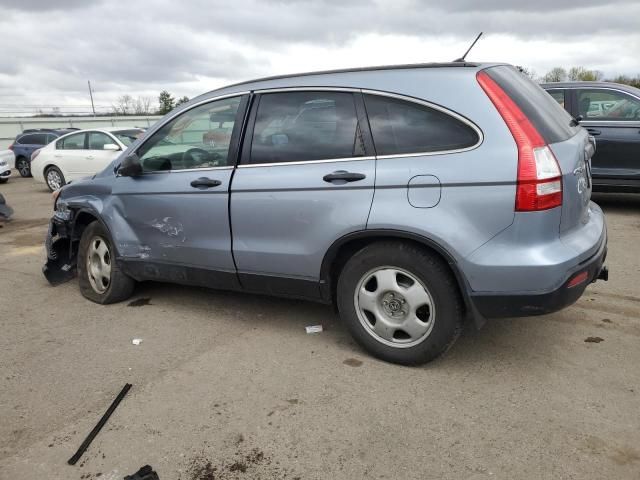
541 82 640 192
8 128 78 177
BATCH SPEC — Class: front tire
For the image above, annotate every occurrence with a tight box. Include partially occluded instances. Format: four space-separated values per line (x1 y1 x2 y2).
45 166 65 192
16 157 31 177
336 241 463 365
78 221 135 304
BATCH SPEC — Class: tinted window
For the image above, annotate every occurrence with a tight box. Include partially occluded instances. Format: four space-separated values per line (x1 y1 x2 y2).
17 134 35 145
577 89 640 121
547 89 566 109
57 133 86 150
250 91 362 164
138 96 242 171
486 66 579 143
18 133 48 145
364 94 479 156
88 132 113 150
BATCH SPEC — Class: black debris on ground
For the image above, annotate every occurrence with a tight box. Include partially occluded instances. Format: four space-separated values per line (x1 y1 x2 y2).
585 336 605 343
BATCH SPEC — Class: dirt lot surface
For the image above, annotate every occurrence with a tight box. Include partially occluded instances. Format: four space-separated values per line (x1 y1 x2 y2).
1 175 639 480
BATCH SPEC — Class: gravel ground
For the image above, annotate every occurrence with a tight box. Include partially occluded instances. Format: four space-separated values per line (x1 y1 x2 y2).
1 175 639 480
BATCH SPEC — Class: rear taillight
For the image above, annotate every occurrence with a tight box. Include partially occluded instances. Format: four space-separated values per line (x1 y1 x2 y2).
8 144 14 151
31 149 41 161
477 71 562 212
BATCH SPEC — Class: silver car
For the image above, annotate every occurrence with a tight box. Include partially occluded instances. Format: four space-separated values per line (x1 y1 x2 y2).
44 62 608 364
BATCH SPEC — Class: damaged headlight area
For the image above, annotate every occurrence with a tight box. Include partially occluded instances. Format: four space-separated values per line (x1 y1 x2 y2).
53 201 73 222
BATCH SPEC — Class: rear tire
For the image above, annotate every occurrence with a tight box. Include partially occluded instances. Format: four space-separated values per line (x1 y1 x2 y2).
45 166 65 192
336 241 463 365
16 157 31 177
78 221 135 304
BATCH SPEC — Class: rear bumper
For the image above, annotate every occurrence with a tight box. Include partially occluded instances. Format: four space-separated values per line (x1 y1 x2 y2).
470 232 608 318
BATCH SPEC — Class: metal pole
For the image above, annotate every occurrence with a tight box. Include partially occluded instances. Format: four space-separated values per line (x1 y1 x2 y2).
87 80 96 117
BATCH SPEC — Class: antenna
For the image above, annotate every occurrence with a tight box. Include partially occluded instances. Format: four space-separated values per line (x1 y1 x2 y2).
454 32 483 62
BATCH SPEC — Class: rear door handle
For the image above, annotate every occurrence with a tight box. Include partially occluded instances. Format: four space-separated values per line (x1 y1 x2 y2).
323 170 366 183
190 177 221 189
587 128 601 136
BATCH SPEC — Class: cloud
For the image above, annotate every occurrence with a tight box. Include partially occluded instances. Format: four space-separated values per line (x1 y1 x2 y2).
0 0 638 115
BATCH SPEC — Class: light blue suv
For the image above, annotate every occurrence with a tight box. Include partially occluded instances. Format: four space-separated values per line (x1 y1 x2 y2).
44 62 608 364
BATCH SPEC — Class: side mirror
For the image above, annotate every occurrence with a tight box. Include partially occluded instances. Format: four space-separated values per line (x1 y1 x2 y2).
118 154 143 177
103 143 121 151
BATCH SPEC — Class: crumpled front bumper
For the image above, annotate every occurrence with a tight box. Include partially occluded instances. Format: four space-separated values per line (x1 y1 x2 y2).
43 218 77 285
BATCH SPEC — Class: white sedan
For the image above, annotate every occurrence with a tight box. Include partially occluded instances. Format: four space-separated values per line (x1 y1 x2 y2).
0 149 14 183
31 127 144 191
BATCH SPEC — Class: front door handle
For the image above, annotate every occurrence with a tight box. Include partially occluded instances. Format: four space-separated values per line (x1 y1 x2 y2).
587 128 601 136
323 170 366 183
190 177 221 189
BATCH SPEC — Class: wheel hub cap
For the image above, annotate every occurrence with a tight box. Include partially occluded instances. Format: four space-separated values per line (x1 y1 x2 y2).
86 236 111 294
354 267 435 348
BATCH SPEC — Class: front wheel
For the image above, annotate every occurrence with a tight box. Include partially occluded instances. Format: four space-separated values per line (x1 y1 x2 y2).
16 157 31 177
78 221 135 304
45 166 65 192
336 241 463 365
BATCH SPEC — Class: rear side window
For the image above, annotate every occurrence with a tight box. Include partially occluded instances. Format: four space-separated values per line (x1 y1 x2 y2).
57 132 87 150
18 133 48 145
485 66 578 144
364 94 479 156
249 91 363 164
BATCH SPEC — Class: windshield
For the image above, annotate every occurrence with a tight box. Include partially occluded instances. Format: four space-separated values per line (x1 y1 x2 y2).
113 129 144 146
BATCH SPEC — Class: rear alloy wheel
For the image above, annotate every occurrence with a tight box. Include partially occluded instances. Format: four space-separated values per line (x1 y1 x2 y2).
16 157 31 177
78 221 135 304
45 166 65 192
337 241 463 365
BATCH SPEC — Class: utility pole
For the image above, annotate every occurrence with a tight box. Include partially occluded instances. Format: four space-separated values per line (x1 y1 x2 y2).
87 80 96 116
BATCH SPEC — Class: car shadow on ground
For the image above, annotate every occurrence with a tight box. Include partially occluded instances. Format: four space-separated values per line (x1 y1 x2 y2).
126 280 551 368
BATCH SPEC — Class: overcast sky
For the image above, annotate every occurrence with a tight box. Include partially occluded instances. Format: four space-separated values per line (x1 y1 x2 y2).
0 0 639 115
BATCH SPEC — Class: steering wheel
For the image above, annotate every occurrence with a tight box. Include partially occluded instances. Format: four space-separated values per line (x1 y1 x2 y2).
182 148 210 169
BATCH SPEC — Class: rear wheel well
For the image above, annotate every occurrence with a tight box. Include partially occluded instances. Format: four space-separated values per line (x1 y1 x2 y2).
325 235 468 316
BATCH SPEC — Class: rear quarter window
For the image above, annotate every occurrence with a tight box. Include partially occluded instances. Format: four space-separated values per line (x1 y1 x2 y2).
485 66 579 144
363 94 480 156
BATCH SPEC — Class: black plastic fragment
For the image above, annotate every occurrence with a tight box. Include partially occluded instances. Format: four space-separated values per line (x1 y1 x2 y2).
124 465 160 480
68 383 132 466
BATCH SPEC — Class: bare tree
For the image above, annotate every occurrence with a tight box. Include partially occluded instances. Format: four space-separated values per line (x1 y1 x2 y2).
112 94 135 115
134 96 153 115
568 66 603 81
516 66 537 81
542 67 567 83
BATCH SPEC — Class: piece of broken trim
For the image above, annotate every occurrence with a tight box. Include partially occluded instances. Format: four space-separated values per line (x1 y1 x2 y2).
305 325 323 334
67 383 132 465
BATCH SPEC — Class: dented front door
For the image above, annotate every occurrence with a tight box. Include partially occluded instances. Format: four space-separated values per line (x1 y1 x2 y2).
110 168 235 274
108 94 248 279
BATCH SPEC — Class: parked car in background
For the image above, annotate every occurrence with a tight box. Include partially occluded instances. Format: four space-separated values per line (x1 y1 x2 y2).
542 82 640 192
44 63 608 365
8 128 78 178
31 128 144 191
0 149 14 183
